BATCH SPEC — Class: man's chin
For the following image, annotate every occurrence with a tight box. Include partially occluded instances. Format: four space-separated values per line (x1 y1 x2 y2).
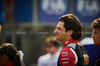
56 38 62 42
56 38 59 40
56 38 59 41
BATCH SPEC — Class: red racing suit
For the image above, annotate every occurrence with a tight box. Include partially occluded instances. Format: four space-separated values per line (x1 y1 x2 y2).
58 38 80 66
4 62 14 66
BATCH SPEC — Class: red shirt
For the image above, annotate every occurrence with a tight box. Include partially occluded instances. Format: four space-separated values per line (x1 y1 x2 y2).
58 38 80 66
4 62 14 66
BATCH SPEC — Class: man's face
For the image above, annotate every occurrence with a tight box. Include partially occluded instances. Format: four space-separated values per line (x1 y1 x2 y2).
91 28 100 45
54 22 70 42
46 43 58 54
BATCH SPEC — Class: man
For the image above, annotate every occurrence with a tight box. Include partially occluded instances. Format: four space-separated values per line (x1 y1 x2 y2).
91 18 100 66
54 14 89 66
38 36 60 66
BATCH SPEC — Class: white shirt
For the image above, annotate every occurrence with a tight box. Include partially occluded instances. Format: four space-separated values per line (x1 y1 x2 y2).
38 52 59 66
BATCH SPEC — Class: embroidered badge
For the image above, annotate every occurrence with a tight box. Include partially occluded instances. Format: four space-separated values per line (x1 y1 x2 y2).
83 54 89 65
65 41 69 44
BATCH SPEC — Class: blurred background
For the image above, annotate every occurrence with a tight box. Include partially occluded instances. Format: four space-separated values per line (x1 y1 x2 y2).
0 0 100 66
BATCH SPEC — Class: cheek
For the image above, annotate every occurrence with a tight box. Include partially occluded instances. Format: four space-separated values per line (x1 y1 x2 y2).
50 47 56 51
58 31 62 34
94 35 100 43
46 48 50 51
98 34 100 38
61 32 67 37
59 31 65 36
97 35 100 41
95 35 100 39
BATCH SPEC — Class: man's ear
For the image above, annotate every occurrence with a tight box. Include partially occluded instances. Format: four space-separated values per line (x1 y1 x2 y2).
2 55 9 64
67 30 73 36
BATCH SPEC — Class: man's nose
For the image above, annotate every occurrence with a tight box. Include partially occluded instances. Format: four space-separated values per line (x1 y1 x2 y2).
91 33 94 38
54 29 57 34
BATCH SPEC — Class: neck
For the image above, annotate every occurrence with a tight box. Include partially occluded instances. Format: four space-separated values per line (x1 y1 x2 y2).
50 50 57 56
51 53 56 56
62 37 72 43
62 38 78 47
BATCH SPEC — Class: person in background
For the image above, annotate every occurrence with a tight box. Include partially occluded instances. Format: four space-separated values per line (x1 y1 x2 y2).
54 14 90 66
38 36 60 66
91 18 100 66
0 43 25 66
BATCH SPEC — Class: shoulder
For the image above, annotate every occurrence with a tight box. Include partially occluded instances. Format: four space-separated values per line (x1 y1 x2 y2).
53 52 60 58
60 47 75 57
38 53 50 62
60 47 77 60
59 47 78 64
61 47 71 52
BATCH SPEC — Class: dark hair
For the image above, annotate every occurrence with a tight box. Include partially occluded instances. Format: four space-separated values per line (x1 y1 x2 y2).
46 36 60 47
91 18 100 29
0 43 25 66
59 14 83 40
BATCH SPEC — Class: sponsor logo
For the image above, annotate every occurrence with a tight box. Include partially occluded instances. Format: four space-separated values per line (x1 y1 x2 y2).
62 61 69 64
61 52 68 57
65 41 69 44
83 54 89 65
61 58 69 60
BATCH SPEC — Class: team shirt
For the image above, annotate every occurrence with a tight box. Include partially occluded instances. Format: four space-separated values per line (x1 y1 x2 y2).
58 38 80 66
4 62 14 66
